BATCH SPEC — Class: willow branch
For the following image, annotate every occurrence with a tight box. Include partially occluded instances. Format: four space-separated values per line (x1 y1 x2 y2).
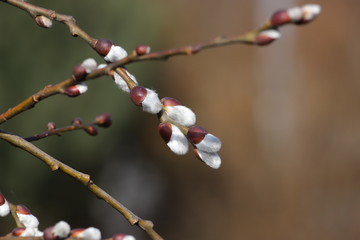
0 0 276 125
0 130 164 240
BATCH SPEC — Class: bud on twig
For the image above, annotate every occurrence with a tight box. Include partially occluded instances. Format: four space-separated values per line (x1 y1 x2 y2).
161 97 196 127
72 117 83 125
113 233 136 240
95 39 113 56
84 126 98 136
130 86 163 114
255 29 281 46
12 227 38 237
0 192 10 217
135 45 151 56
187 125 222 152
35 15 53 28
16 204 40 229
158 122 188 155
44 221 71 240
47 122 56 130
94 113 112 128
296 4 321 25
64 83 88 97
73 58 97 81
70 227 101 240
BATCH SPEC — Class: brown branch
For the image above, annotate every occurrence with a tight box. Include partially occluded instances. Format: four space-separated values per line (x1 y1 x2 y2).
0 130 164 240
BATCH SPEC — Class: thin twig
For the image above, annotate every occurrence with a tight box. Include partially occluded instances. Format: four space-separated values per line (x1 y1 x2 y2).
0 130 164 240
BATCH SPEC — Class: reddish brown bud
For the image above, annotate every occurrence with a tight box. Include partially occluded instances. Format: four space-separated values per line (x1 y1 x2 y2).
135 45 151 56
0 192 5 205
85 126 98 136
73 64 87 81
95 39 113 56
72 118 83 125
94 113 112 128
12 227 26 237
35 15 53 28
113 234 132 240
187 125 208 144
158 123 172 143
16 204 31 215
161 97 181 106
270 10 291 26
47 122 56 130
43 226 56 240
130 86 147 106
64 85 80 97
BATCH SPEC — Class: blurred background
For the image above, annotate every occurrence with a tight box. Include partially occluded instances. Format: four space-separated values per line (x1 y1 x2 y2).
1 0 360 239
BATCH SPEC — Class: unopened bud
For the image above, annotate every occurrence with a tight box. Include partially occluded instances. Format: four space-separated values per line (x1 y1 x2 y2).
130 86 162 114
158 123 188 155
44 221 71 240
85 126 98 136
135 45 151 56
95 39 113 56
72 118 83 125
71 227 101 240
47 122 56 130
187 126 221 152
94 113 112 128
35 15 53 28
194 149 221 169
0 192 10 217
64 83 88 97
12 227 37 237
16 205 39 229
255 29 281 46
161 97 196 127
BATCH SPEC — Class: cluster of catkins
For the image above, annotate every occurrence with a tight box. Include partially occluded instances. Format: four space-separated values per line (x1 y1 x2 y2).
254 4 321 46
64 38 222 169
0 193 135 240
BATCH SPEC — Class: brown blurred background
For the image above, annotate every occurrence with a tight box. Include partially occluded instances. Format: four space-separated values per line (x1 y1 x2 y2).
1 0 360 239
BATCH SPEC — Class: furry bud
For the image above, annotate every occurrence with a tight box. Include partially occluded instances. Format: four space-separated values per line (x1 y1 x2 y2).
64 83 88 97
35 15 53 28
130 86 162 114
158 123 188 155
161 97 196 127
104 45 128 63
16 205 39 228
255 29 281 46
194 149 222 169
71 227 101 240
0 192 10 217
187 126 221 152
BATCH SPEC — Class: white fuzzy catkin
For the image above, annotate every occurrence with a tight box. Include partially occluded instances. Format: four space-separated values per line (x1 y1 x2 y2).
17 213 40 228
82 58 97 74
75 83 88 94
104 45 128 63
196 150 222 169
78 227 101 240
287 6 302 22
54 221 71 238
0 200 10 217
167 124 189 155
258 29 281 39
142 89 163 114
195 133 222 152
164 105 196 127
113 70 138 93
301 4 321 21
123 235 136 240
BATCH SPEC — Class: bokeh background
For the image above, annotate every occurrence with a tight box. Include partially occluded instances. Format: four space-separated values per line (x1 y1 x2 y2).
1 0 360 239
